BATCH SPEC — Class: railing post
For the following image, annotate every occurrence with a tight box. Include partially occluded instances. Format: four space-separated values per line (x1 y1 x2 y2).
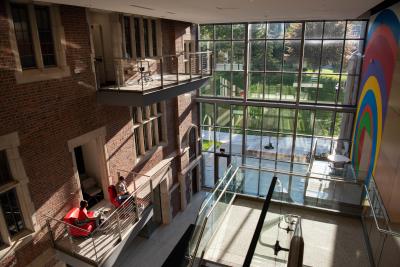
116 212 123 241
189 55 192 80
66 225 75 253
134 194 140 220
176 55 179 84
115 60 121 91
160 58 164 89
91 237 99 262
46 219 55 247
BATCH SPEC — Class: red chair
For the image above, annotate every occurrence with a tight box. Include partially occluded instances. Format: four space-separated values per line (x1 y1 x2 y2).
63 208 96 237
108 185 121 208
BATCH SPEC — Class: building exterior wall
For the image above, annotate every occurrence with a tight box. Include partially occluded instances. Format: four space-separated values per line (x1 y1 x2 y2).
0 1 199 266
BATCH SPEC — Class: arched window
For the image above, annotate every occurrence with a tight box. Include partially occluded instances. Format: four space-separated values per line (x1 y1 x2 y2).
189 127 197 161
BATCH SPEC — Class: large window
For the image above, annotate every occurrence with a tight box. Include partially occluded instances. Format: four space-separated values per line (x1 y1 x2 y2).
199 21 366 187
131 102 166 162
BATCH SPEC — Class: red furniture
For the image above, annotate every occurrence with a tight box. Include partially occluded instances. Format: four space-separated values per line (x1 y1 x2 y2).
63 207 96 237
108 185 121 208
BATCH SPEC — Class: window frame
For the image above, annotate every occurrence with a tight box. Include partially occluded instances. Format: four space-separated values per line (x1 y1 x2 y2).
7 1 70 84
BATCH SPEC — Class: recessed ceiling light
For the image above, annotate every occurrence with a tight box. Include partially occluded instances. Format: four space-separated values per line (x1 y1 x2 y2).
130 4 155 11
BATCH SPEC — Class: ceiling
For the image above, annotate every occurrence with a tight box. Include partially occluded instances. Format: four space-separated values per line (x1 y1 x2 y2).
39 0 383 23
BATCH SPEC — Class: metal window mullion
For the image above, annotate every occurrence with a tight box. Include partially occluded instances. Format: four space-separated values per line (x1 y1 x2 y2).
279 24 286 101
241 23 249 165
263 38 267 100
335 21 348 105
275 108 281 168
229 105 233 156
315 22 326 104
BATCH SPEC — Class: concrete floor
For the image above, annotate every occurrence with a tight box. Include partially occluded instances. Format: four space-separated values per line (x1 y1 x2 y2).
114 191 207 267
204 197 370 267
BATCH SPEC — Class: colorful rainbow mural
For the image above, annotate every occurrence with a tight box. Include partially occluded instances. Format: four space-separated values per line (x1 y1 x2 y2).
351 7 400 184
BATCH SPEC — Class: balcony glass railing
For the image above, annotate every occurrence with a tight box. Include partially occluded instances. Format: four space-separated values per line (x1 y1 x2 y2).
94 51 213 92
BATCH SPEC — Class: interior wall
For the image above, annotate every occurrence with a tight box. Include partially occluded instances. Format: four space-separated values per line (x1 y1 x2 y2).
351 3 400 220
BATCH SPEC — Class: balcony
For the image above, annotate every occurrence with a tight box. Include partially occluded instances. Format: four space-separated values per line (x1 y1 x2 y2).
96 52 212 106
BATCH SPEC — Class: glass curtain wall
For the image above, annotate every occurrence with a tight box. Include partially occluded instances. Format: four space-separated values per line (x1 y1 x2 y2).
199 21 366 188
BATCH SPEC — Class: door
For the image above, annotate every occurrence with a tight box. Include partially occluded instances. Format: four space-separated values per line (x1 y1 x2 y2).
91 24 106 85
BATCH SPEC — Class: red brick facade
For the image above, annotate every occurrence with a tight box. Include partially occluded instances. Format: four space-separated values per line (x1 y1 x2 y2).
0 2 199 266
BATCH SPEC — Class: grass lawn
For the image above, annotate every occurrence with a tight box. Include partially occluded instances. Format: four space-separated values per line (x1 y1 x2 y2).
202 140 223 151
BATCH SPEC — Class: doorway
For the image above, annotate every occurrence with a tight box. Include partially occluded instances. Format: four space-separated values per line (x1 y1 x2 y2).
191 167 198 195
73 141 104 208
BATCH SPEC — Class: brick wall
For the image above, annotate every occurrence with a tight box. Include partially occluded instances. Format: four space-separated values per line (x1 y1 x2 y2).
0 2 194 266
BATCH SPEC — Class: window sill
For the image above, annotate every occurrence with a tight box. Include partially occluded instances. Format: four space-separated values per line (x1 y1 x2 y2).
14 66 71 84
0 229 34 259
135 142 167 166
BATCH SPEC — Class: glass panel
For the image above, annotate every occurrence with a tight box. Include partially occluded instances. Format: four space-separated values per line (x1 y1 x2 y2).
232 41 245 71
232 72 244 98
199 41 213 52
303 40 322 73
232 24 245 39
143 124 149 151
259 169 273 196
338 75 359 105
215 41 231 71
35 6 56 67
201 126 215 152
11 4 36 69
334 112 354 139
231 129 243 155
134 128 140 155
264 73 281 100
0 189 25 237
250 23 265 39
202 152 214 187
157 117 163 142
266 40 283 71
263 107 279 131
216 104 230 127
324 21 346 39
318 74 340 104
281 73 298 101
305 22 323 39
200 107 213 131
267 23 284 39
279 109 295 133
243 169 259 195
283 40 301 71
249 41 265 71
297 109 314 135
123 17 132 59
199 77 214 96
300 74 318 102
314 138 332 158
277 134 293 161
346 21 367 39
285 23 302 39
314 111 334 137
215 24 231 40
320 40 344 74
232 105 244 128
342 40 363 75
247 106 263 130
294 135 312 163
0 151 13 186
249 72 264 99
200 25 213 40
215 127 230 153
246 130 262 158
214 71 231 97
261 133 277 160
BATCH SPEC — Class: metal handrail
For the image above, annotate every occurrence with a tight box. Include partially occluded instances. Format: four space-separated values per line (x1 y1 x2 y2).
363 183 400 237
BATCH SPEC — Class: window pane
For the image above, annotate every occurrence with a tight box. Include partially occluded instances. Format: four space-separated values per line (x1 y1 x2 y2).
215 71 231 97
300 74 318 102
200 25 213 40
231 129 243 155
305 22 323 39
277 134 293 161
294 135 312 163
320 40 343 73
143 125 149 150
143 19 149 57
346 21 367 39
318 74 340 104
215 24 231 40
334 112 354 139
283 40 301 71
0 189 25 237
279 109 295 133
324 21 345 39
297 109 314 135
200 77 214 96
303 40 321 73
0 151 13 186
202 152 214 187
247 106 263 130
232 105 244 128
216 104 230 127
157 117 163 142
216 127 230 153
249 41 265 71
264 73 281 100
285 23 302 39
242 169 259 195
201 103 214 125
11 4 36 69
342 40 363 75
151 20 157 56
249 72 263 99
215 41 231 71
201 126 214 152
262 133 277 160
232 41 245 71
246 130 262 158
250 23 265 39
199 41 213 52
263 107 279 132
134 18 141 58
314 111 334 137
134 128 140 155
338 75 359 105
35 6 56 67
266 40 283 71
232 72 244 98
281 73 298 102
267 23 284 39
123 16 132 58
232 24 245 39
